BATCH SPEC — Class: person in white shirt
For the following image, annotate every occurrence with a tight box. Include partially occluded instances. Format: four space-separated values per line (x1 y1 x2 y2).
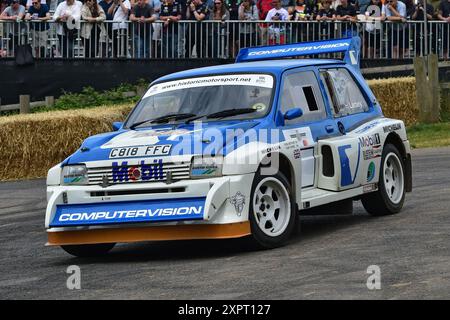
108 0 131 57
265 0 289 44
54 0 83 57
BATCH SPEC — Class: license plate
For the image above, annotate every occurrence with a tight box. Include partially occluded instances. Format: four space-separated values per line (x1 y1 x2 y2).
109 145 172 158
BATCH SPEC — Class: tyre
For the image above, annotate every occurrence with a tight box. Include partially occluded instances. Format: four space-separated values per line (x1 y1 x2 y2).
249 170 298 249
61 243 116 257
362 144 406 216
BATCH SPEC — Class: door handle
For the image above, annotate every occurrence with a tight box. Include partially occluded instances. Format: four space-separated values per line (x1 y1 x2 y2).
325 125 334 133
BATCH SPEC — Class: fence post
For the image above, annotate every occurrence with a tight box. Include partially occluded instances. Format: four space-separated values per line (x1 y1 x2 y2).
413 54 440 123
45 96 55 108
19 95 30 114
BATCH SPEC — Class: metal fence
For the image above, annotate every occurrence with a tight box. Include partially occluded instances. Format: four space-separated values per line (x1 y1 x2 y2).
0 20 449 60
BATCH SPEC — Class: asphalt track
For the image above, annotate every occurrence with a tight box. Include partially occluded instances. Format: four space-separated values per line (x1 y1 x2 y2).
1 147 449 300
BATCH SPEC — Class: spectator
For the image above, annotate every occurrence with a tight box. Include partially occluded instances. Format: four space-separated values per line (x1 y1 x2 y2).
411 0 433 56
81 0 106 58
382 0 407 59
208 0 229 57
265 0 289 44
99 0 114 57
25 0 50 57
176 0 187 57
256 0 274 44
25 0 45 10
225 0 240 56
238 0 259 49
130 0 157 58
336 0 357 37
109 0 130 58
54 0 82 58
0 0 26 52
160 0 182 58
185 0 209 58
362 0 382 58
289 0 315 42
316 0 336 39
438 0 450 58
281 0 293 10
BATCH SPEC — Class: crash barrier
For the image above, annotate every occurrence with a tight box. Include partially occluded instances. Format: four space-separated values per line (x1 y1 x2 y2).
0 77 419 181
0 20 449 60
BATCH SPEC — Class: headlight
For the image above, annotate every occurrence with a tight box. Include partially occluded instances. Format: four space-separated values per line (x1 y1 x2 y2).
62 165 88 185
190 156 223 179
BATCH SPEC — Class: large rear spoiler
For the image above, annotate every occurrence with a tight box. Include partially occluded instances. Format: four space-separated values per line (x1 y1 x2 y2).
235 37 361 68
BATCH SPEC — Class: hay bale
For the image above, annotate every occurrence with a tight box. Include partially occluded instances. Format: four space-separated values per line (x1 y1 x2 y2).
0 104 132 181
367 77 418 126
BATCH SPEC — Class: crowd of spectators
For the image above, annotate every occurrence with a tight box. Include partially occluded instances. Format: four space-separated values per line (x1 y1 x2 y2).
1 0 450 58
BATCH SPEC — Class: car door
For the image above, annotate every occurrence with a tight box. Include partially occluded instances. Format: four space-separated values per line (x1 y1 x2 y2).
279 68 338 188
318 67 373 190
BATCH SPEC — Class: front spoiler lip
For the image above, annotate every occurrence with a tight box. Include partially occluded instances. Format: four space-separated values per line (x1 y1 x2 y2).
46 221 251 246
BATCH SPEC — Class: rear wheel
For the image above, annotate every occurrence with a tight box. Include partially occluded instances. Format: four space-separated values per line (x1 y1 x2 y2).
249 171 297 249
61 243 116 257
362 144 405 216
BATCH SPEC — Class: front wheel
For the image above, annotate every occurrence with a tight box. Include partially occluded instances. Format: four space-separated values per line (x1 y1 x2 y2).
61 243 116 257
249 171 298 249
362 144 406 216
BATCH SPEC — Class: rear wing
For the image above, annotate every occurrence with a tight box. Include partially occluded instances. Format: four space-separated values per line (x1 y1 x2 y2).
235 37 361 68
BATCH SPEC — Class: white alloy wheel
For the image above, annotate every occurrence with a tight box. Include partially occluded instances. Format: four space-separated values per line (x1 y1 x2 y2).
252 177 291 237
383 152 404 205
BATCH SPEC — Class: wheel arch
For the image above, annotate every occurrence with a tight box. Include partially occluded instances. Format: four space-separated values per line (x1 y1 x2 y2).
383 132 412 192
259 152 298 210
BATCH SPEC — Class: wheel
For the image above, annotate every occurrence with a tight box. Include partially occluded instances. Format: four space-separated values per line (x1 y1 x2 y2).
61 243 116 257
249 170 298 249
362 144 406 216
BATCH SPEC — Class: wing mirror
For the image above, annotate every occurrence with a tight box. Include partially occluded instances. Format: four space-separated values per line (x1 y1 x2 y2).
284 108 303 120
112 122 123 131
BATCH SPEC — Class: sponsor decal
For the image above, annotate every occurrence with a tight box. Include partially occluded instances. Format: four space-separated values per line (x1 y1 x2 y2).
293 149 301 159
363 147 382 160
338 143 361 187
112 159 163 182
283 127 314 149
230 191 246 216
383 123 402 133
367 162 376 182
247 42 349 57
109 145 172 158
50 197 206 227
363 183 378 193
359 133 381 149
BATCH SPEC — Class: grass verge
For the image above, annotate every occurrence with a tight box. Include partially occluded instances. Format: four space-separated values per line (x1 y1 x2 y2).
407 122 450 149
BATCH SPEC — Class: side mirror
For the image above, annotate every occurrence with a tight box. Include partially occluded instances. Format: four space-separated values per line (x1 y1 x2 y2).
112 122 123 131
284 108 303 121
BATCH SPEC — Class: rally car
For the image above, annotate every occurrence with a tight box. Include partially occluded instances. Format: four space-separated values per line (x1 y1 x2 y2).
45 37 412 257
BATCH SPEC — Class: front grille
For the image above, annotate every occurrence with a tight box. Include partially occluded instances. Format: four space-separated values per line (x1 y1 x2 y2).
87 162 191 186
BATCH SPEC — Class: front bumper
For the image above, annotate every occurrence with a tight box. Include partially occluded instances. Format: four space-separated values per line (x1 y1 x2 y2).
45 173 254 245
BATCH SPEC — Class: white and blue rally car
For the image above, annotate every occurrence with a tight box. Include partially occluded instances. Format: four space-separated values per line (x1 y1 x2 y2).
46 37 412 257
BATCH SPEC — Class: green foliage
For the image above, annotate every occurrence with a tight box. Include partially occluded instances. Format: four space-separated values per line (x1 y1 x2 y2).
407 122 450 149
0 81 150 116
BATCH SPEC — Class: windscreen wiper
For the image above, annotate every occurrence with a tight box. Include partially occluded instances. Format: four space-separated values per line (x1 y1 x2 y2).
186 108 257 123
129 113 197 130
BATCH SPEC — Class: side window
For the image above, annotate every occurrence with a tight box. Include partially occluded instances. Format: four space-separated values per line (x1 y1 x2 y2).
319 68 369 117
280 71 327 124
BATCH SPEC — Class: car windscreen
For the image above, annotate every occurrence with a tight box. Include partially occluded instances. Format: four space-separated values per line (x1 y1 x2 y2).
125 74 274 127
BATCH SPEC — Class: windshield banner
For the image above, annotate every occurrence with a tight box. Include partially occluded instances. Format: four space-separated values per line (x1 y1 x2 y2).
144 74 274 98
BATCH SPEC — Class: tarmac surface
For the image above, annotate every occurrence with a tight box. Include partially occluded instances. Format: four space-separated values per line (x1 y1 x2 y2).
1 147 449 299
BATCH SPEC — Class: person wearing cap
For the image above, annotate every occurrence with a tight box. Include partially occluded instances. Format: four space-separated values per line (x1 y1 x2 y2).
25 0 50 57
0 0 26 53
